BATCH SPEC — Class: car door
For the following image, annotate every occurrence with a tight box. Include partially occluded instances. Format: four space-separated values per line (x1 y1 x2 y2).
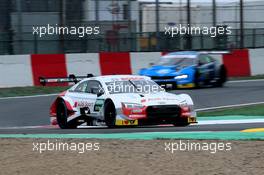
68 80 102 113
85 80 105 113
198 54 215 81
204 55 216 80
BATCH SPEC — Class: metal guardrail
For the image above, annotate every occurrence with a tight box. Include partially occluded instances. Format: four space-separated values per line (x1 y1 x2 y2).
0 29 264 55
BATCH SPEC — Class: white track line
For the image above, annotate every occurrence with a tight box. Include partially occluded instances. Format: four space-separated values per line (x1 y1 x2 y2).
0 125 52 129
77 126 108 129
0 93 58 100
196 101 264 112
196 119 264 125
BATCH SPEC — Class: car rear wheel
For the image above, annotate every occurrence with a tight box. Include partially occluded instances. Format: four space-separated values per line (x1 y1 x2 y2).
104 101 116 128
56 101 77 129
215 65 227 87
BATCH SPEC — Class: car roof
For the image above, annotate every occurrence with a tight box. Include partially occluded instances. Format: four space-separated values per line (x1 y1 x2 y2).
163 51 200 59
80 75 151 83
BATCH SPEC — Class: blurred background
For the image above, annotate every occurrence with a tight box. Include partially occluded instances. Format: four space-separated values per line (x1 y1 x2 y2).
0 0 263 55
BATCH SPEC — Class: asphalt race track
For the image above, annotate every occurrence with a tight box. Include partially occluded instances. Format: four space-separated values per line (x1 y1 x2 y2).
0 80 263 134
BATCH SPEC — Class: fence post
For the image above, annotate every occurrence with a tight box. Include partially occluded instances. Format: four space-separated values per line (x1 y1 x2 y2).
155 0 160 51
186 0 192 50
34 34 38 54
16 0 23 54
200 34 204 50
252 28 256 48
240 0 244 48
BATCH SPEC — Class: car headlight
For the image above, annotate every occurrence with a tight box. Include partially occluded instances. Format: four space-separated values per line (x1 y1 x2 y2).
121 102 144 109
174 74 188 80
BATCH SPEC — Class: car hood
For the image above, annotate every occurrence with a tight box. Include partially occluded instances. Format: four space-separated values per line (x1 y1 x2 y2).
107 92 191 108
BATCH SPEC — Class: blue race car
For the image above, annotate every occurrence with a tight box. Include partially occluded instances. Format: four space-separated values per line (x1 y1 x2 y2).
139 51 227 89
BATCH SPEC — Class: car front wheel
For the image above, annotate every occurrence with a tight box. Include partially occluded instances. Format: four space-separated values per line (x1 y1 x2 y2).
104 101 116 128
56 101 77 129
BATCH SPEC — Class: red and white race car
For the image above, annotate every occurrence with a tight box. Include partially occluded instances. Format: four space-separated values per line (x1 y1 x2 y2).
43 75 197 129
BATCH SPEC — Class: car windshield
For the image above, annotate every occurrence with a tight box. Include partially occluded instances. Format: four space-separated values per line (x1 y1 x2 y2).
158 57 196 67
105 80 164 94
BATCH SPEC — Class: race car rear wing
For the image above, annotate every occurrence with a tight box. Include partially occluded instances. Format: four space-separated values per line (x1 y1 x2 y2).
199 50 231 54
39 74 94 86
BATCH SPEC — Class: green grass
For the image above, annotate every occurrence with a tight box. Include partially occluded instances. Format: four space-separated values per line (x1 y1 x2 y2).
198 104 264 117
229 74 264 81
0 86 69 97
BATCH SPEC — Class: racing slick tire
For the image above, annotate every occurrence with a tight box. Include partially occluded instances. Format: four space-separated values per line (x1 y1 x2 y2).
56 100 77 129
215 65 227 87
104 100 116 128
173 118 190 127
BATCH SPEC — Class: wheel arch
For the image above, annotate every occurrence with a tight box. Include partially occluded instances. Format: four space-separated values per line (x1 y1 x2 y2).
50 96 74 117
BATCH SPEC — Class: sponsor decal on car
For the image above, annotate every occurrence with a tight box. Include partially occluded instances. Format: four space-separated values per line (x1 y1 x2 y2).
187 117 197 123
115 119 138 126
76 101 94 108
